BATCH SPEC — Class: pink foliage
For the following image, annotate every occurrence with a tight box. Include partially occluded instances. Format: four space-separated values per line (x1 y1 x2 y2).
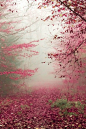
0 68 38 77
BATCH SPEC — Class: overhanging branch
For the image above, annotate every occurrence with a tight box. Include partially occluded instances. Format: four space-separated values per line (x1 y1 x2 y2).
58 0 86 22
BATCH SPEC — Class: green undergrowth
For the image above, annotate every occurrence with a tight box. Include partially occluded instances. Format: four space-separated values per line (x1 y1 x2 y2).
48 98 86 116
20 104 30 110
17 104 30 116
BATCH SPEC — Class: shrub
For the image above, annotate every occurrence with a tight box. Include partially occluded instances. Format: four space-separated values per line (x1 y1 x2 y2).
51 99 85 116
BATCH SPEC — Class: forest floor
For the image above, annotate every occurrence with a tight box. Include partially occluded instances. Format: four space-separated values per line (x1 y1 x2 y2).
0 85 86 129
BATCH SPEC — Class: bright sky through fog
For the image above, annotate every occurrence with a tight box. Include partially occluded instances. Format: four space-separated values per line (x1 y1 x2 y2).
5 0 69 87
14 0 28 14
16 0 28 9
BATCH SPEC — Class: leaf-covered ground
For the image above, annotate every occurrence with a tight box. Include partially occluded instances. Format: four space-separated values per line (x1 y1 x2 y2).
0 86 86 129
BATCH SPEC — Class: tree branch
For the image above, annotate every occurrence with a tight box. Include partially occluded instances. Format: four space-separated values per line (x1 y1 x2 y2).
58 0 86 22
